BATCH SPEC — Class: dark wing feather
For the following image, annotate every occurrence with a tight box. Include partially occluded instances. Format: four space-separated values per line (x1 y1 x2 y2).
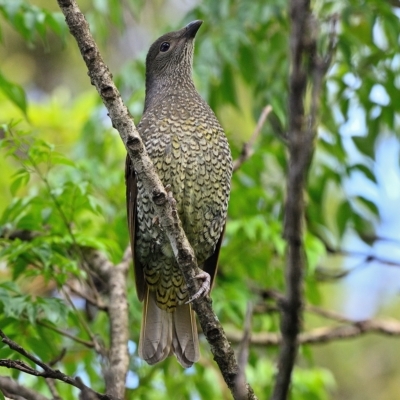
125 155 146 301
202 223 226 290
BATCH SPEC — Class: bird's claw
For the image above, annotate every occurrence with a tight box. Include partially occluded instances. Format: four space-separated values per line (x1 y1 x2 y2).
186 271 211 303
163 185 176 205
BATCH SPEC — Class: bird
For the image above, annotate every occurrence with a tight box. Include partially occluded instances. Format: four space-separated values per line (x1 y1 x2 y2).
125 20 232 368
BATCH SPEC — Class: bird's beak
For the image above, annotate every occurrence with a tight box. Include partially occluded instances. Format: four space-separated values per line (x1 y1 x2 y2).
184 20 203 39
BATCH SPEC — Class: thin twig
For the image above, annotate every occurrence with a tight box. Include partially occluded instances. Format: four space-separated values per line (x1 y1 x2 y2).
0 228 42 241
0 375 50 400
233 105 273 172
260 289 359 333
226 318 400 346
235 302 254 399
316 248 400 281
0 330 51 372
28 157 102 305
48 348 67 367
0 329 115 400
37 320 95 348
78 377 100 400
45 378 62 400
66 281 108 311
60 288 105 356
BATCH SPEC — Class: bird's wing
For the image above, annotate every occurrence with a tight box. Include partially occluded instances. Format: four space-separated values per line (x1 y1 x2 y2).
125 155 146 301
202 223 225 290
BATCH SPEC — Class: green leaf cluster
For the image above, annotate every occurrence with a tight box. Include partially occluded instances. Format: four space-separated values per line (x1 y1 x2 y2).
0 0 66 44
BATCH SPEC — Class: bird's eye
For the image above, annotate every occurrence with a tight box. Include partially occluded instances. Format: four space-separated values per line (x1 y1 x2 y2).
159 42 170 52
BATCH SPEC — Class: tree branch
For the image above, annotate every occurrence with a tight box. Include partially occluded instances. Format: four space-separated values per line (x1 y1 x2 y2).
226 318 400 346
66 281 108 312
232 105 272 172
232 289 400 344
89 248 130 399
271 2 335 399
271 1 313 397
316 248 400 281
0 375 50 400
1 230 129 397
37 320 95 348
45 378 62 400
69 247 131 398
235 302 253 398
0 330 114 400
60 287 106 356
55 1 256 398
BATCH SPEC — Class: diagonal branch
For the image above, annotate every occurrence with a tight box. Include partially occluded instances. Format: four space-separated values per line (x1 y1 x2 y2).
55 1 256 399
226 318 400 346
0 375 50 400
0 329 114 400
0 330 52 373
316 247 400 281
232 289 400 344
233 105 272 172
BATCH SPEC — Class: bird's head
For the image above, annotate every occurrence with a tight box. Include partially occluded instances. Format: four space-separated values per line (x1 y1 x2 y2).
145 20 203 93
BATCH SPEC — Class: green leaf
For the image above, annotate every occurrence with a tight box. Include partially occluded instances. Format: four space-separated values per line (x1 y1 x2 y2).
0 344 13 362
50 151 76 167
356 196 380 217
0 281 21 294
10 169 30 195
220 64 238 107
336 201 352 238
37 297 69 324
305 233 326 274
352 136 375 159
0 1 66 43
45 12 66 38
349 163 377 184
353 211 375 238
0 71 27 116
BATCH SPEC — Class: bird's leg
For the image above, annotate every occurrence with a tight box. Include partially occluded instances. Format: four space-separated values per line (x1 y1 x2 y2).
165 184 177 209
186 270 211 303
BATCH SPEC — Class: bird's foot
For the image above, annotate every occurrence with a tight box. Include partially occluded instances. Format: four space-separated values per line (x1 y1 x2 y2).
165 185 177 209
186 271 211 303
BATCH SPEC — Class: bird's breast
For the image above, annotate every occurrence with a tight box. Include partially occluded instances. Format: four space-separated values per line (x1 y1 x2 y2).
136 95 232 262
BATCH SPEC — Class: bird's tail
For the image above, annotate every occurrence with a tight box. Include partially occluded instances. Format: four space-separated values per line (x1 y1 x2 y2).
139 288 199 367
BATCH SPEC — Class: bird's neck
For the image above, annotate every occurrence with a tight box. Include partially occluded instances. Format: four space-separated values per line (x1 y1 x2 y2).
144 75 196 112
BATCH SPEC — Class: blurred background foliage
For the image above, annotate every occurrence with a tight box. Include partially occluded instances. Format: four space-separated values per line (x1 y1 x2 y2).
0 0 400 399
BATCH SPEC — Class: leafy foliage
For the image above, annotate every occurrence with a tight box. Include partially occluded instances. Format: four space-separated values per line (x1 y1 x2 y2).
0 0 399 399
0 0 66 44
0 73 27 116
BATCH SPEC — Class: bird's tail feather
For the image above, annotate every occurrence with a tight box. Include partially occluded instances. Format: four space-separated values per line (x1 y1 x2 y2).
172 301 199 367
139 288 199 367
